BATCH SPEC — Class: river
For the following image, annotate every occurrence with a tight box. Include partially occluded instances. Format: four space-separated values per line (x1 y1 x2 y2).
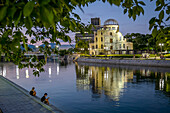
0 61 170 113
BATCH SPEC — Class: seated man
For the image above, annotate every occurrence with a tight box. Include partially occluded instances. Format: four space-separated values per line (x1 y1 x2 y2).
41 93 50 105
29 87 36 96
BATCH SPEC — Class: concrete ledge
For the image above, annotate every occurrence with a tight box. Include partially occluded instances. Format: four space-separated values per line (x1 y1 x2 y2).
0 76 63 113
77 58 170 68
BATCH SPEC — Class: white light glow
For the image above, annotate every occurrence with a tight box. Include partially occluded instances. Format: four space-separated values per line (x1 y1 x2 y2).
3 66 6 77
49 66 51 78
26 69 29 78
16 65 19 79
57 63 59 75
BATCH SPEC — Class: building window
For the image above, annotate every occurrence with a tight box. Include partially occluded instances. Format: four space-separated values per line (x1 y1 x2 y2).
110 32 112 36
120 44 121 48
109 27 111 30
123 44 125 48
96 37 98 42
101 44 103 49
96 45 98 49
110 39 113 43
110 46 113 50
92 46 94 49
101 37 103 42
95 33 97 35
112 27 115 30
120 36 121 41
101 32 103 35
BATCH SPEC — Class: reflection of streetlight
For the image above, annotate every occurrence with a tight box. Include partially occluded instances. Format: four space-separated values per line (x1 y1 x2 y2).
81 48 84 50
57 63 59 75
49 66 51 78
159 43 164 54
16 65 19 79
3 66 6 77
26 69 29 78
55 45 59 48
88 48 91 55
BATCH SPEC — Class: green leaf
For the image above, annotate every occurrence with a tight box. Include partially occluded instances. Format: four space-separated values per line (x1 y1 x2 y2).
23 1 35 17
124 9 127 14
166 16 170 21
22 37 28 52
8 6 17 18
155 6 162 11
152 27 158 37
139 6 144 15
14 11 22 26
69 21 75 31
40 6 54 25
38 0 50 5
138 1 146 6
0 6 8 21
149 17 156 24
25 16 33 30
159 10 164 20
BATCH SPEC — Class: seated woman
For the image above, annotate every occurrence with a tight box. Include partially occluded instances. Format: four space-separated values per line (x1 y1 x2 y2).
41 93 50 105
29 87 36 96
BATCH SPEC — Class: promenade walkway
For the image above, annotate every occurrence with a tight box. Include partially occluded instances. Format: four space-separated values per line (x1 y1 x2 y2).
0 76 62 113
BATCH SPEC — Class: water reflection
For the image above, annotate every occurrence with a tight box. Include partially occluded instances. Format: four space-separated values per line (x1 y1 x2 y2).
26 68 29 78
3 66 6 77
75 63 133 101
16 65 19 79
75 63 170 101
0 62 66 80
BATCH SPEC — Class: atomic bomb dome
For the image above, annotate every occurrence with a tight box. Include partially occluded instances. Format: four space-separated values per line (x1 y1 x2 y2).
104 19 119 25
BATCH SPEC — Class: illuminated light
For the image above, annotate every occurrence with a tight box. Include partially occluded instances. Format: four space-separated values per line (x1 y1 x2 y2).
3 66 6 77
57 63 59 75
16 65 19 79
17 75 19 79
48 45 51 47
49 66 51 78
36 45 39 48
0 67 2 75
56 45 59 48
26 69 29 78
104 71 108 79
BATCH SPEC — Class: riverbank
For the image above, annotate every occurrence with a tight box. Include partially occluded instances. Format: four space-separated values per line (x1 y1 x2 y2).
77 58 170 68
0 76 63 113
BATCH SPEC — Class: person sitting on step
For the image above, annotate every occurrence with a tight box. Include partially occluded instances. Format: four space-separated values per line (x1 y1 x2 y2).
29 87 36 96
41 93 50 105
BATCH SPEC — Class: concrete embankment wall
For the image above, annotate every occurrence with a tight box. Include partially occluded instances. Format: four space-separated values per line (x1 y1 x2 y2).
77 58 170 68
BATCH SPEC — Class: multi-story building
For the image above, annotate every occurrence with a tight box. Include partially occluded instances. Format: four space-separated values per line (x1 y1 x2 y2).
89 19 133 55
75 18 101 42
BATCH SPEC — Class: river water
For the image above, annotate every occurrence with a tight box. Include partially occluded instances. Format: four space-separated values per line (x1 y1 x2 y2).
0 61 170 113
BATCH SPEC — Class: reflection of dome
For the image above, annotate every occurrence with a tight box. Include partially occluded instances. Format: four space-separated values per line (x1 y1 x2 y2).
104 19 119 25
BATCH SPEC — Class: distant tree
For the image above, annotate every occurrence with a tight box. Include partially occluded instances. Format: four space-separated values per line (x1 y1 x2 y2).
0 0 169 76
125 33 154 51
75 39 89 54
59 49 68 57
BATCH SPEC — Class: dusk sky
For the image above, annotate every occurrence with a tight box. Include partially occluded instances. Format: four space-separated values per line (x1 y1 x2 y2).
67 0 159 40
35 1 168 45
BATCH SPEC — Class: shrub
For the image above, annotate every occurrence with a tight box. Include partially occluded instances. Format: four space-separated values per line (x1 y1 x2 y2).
164 54 170 58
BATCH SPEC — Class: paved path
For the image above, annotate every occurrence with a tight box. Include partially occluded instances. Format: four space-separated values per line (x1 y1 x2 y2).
0 76 62 113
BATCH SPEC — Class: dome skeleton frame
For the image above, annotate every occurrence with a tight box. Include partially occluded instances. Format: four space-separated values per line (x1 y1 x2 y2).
104 19 119 25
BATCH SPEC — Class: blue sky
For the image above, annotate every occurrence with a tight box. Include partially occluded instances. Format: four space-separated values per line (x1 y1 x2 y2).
71 0 159 36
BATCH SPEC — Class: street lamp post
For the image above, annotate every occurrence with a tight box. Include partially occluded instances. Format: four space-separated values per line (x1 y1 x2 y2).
159 43 164 55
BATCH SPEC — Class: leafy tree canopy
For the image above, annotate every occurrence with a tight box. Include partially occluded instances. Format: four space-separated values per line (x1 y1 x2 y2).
0 0 169 76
